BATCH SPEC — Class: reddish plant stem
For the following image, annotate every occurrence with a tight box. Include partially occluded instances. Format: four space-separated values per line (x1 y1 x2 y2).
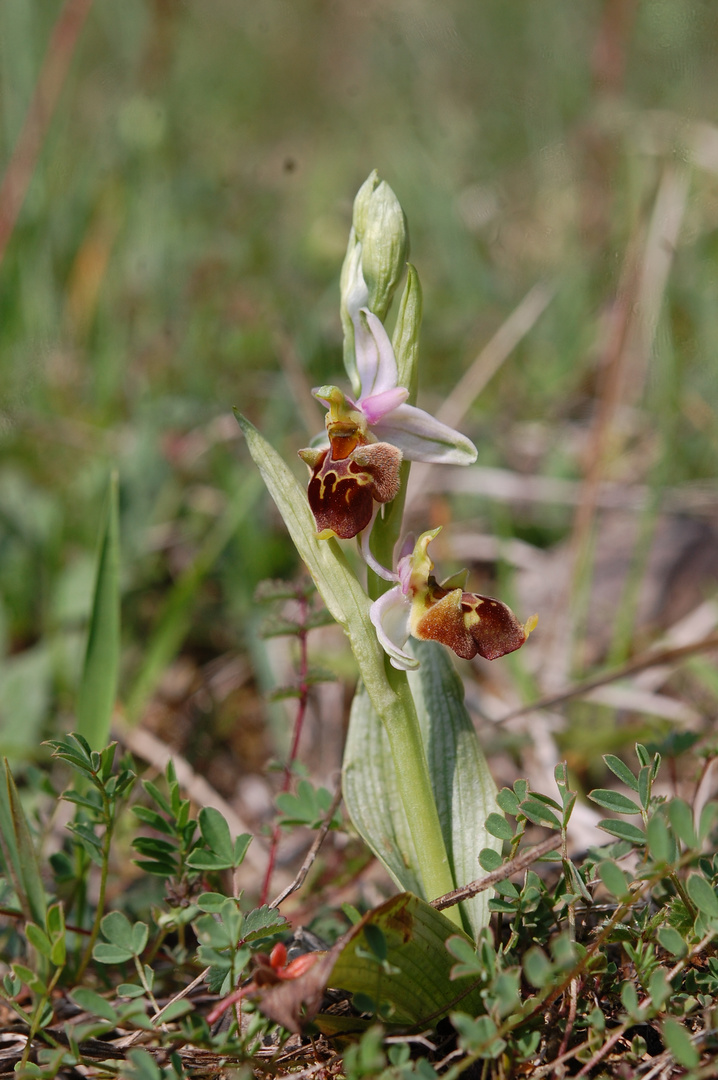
259 594 310 905
0 0 94 267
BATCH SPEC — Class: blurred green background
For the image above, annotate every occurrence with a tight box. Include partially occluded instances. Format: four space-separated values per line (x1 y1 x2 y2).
2 1 718 771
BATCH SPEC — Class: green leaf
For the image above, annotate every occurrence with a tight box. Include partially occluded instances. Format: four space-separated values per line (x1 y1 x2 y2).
621 980 641 1019
648 968 672 1011
597 819 645 845
12 963 47 996
241 905 288 942
100 911 136 952
0 760 47 928
513 779 529 802
588 789 642 815
603 754 639 791
563 860 593 904
186 807 252 871
93 943 134 964
478 848 502 872
485 813 514 841
686 874 718 918
699 801 718 842
637 765 652 811
196 892 229 913
598 860 631 900
662 1018 699 1068
131 922 149 956
125 1048 163 1080
446 935 483 978
668 799 698 848
635 743 652 768
646 814 672 864
518 798 561 830
496 787 520 816
131 806 175 834
657 925 687 958
197 806 233 861
25 923 52 959
76 473 120 750
451 1013 505 1058
328 893 484 1026
70 987 119 1022
523 946 552 989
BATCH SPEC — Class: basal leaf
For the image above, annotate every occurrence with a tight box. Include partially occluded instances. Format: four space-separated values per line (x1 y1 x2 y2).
344 641 501 938
327 893 484 1025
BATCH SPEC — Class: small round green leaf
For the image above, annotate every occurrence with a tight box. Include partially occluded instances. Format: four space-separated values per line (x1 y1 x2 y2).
686 874 718 918
598 860 630 900
70 987 119 1021
93 943 134 964
485 813 514 841
496 787 520 816
518 798 561 830
100 911 135 951
657 926 687 958
523 946 552 989
479 848 503 872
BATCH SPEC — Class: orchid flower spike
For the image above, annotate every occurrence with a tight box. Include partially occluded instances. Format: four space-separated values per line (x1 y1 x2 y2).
370 528 538 670
298 309 477 540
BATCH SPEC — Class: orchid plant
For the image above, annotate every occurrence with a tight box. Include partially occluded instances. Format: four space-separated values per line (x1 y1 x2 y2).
239 172 535 938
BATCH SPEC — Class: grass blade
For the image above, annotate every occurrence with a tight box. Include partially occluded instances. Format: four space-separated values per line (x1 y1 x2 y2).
77 471 120 750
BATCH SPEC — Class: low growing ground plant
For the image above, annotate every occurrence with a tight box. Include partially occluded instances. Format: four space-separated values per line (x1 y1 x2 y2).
3 175 718 1079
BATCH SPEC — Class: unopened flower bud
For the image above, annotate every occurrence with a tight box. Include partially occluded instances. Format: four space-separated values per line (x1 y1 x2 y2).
357 173 408 322
340 172 409 394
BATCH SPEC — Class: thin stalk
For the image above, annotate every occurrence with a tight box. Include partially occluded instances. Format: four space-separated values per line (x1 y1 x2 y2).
133 954 161 1014
259 594 311 906
18 967 64 1071
75 791 114 981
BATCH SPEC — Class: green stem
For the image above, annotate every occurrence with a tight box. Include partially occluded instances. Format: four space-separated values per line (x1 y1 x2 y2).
75 792 114 981
378 664 460 919
19 967 63 1070
134 954 161 1014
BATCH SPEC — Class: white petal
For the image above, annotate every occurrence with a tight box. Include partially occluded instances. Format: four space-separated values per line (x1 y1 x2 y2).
355 309 399 399
372 403 478 464
341 241 370 321
369 588 419 670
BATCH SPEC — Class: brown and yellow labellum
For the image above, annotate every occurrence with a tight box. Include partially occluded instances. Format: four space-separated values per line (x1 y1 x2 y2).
299 440 402 540
411 577 534 661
